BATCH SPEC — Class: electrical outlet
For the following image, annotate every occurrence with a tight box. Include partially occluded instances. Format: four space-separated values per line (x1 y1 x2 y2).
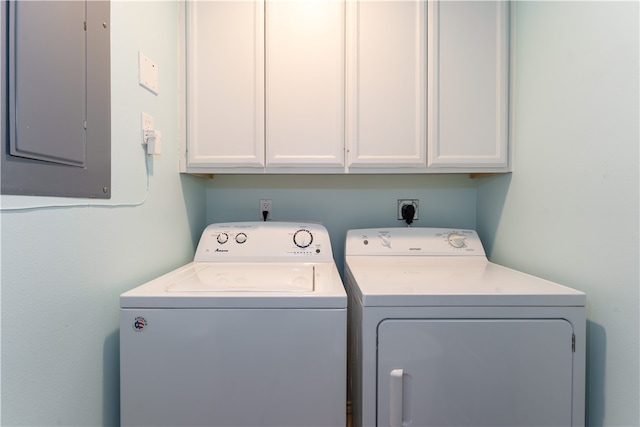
141 112 153 144
260 199 272 221
397 199 419 221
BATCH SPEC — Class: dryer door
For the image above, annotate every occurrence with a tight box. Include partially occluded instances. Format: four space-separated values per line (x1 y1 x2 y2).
377 319 574 427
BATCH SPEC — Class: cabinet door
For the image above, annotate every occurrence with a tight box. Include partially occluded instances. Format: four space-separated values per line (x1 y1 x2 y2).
186 1 265 168
346 1 427 168
377 319 574 427
265 0 345 168
428 1 510 169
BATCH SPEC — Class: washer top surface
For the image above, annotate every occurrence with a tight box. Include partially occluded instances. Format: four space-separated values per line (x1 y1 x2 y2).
121 222 346 309
344 228 586 307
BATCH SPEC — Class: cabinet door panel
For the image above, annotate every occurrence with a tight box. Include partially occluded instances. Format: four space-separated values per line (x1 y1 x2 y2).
347 1 426 168
377 319 574 427
428 1 509 168
266 0 345 168
186 1 265 167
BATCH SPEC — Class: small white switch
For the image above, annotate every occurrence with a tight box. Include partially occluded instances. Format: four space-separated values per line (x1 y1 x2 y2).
139 51 159 94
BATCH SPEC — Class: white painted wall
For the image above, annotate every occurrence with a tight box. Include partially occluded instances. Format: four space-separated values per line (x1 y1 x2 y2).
0 2 206 425
476 2 639 426
204 174 478 270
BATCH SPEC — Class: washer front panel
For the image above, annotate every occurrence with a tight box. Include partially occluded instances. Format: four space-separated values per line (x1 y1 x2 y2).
120 307 346 427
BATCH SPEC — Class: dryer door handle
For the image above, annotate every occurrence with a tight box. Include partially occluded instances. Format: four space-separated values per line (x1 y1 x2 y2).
390 369 404 427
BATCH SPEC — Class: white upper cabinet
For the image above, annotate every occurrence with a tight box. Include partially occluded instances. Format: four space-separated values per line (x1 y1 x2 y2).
266 1 345 168
428 1 510 170
185 1 265 168
346 0 427 169
184 0 344 173
182 0 511 174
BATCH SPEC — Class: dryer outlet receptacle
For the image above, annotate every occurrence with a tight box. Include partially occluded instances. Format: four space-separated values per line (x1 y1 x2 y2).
397 199 419 221
260 199 272 221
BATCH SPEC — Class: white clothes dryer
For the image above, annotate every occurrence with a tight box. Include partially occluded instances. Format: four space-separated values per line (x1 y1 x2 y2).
120 222 346 427
344 227 586 427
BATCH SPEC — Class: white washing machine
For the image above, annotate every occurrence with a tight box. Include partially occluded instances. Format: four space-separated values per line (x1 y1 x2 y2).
120 222 346 427
344 227 586 427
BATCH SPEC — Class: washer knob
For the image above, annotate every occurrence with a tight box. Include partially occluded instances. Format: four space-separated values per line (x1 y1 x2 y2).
217 233 229 244
235 233 247 244
293 229 313 248
447 232 466 249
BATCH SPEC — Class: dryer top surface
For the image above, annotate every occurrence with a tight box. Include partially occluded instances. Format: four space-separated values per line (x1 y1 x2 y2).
345 256 585 307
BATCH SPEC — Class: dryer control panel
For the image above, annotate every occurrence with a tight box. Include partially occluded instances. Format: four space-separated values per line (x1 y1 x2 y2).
345 227 486 256
195 222 334 262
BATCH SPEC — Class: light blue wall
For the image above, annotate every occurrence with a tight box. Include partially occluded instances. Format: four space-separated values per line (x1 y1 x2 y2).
0 2 206 425
476 2 639 426
3 1 638 426
204 174 478 272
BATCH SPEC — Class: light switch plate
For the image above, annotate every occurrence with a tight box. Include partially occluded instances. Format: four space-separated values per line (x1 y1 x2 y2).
139 51 158 94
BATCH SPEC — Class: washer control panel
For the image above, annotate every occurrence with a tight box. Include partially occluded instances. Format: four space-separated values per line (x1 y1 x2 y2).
345 227 486 256
195 222 332 262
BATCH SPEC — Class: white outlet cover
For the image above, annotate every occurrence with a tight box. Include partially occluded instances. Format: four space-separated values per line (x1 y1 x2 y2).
141 112 154 143
139 51 158 94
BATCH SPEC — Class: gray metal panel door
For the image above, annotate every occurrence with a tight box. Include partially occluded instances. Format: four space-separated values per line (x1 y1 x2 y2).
377 319 574 427
2 0 110 199
10 0 86 166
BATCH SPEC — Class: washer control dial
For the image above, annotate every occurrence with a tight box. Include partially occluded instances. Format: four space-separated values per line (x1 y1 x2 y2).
447 232 467 249
217 233 229 244
235 232 247 244
293 229 313 248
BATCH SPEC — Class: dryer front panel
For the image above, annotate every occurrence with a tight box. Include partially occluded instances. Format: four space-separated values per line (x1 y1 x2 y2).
377 319 574 427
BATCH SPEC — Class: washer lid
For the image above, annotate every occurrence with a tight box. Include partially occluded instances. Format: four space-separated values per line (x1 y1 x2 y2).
165 264 315 293
345 257 586 307
121 262 346 309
